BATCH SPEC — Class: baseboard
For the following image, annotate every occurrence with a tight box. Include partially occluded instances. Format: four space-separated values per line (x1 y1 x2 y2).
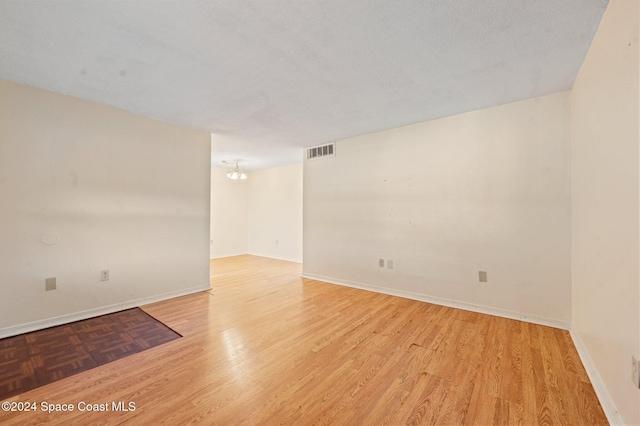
300 273 571 330
210 253 302 263
210 252 247 259
0 284 211 339
569 329 624 425
247 252 302 263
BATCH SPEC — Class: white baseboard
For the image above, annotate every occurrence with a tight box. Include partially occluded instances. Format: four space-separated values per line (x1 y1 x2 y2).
210 252 302 263
0 284 211 339
247 252 302 263
300 273 571 330
210 252 247 259
569 329 624 425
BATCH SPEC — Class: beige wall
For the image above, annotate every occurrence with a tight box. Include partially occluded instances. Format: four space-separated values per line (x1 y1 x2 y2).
210 163 303 262
248 164 303 262
571 0 640 423
0 79 211 337
303 91 572 326
210 165 248 258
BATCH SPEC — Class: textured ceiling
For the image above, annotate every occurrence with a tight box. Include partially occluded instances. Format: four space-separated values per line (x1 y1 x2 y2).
0 1 607 170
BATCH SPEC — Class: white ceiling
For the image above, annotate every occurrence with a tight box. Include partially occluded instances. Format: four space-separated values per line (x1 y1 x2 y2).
0 1 607 171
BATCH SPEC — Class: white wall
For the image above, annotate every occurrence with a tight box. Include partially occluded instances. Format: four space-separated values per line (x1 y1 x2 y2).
248 164 303 262
0 79 211 337
210 163 303 262
571 0 640 423
303 91 572 326
210 165 248 258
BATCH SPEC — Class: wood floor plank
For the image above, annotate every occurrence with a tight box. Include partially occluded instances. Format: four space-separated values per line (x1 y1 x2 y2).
0 255 609 425
355 345 435 425
521 322 543 425
403 372 448 425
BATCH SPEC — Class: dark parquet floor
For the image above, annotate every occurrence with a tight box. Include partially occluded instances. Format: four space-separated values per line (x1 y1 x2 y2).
0 308 181 399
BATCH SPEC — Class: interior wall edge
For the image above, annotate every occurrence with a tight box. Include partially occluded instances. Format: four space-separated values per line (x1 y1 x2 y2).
569 328 625 425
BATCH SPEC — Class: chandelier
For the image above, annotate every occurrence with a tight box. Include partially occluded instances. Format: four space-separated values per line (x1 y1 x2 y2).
223 161 247 180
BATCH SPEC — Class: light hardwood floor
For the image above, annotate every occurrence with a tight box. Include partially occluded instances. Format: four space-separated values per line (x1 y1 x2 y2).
0 255 607 425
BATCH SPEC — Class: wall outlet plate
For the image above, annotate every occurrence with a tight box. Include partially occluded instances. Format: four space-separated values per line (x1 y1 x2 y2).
45 277 56 291
387 260 394 269
479 271 488 282
633 355 639 388
378 259 384 268
101 270 110 281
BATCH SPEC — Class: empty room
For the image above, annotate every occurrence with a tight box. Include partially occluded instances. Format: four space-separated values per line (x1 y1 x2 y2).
0 0 639 425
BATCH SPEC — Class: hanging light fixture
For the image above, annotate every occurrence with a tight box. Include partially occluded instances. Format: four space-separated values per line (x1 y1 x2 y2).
223 161 247 180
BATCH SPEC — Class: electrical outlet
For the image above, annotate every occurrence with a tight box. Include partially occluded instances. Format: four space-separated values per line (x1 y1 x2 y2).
378 259 385 268
633 355 639 388
101 270 110 281
479 271 488 282
45 277 56 291
387 260 394 269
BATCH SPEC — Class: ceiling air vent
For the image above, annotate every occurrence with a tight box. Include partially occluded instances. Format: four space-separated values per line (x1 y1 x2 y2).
306 143 335 160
